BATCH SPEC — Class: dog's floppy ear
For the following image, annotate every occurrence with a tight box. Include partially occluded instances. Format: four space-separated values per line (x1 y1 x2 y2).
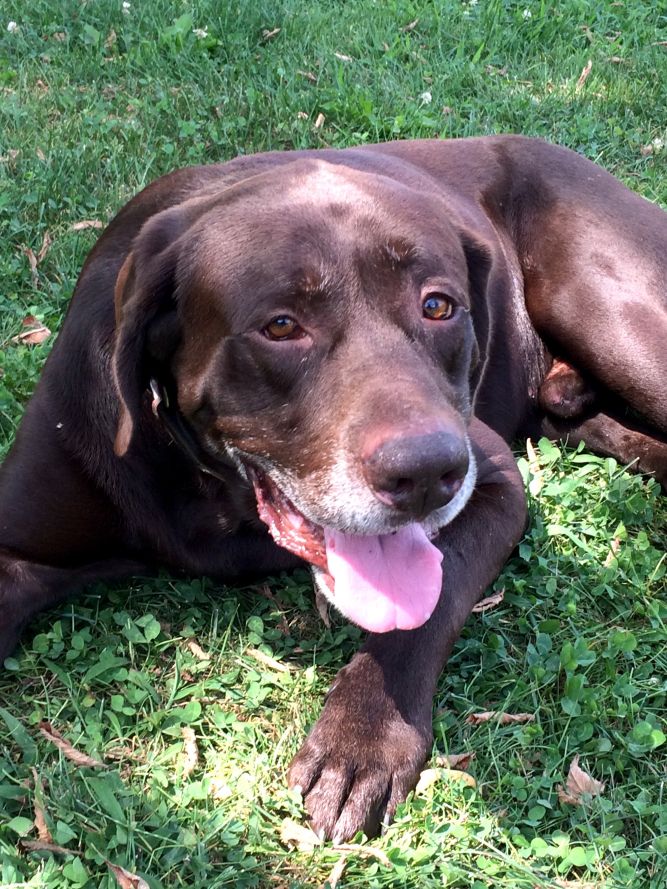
460 229 493 305
458 227 495 373
112 211 186 456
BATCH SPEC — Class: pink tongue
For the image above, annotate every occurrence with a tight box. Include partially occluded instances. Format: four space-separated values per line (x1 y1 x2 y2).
324 523 443 633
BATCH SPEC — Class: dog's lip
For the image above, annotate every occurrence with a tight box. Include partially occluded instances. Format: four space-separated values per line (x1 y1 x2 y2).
245 462 443 564
246 464 328 570
246 462 446 633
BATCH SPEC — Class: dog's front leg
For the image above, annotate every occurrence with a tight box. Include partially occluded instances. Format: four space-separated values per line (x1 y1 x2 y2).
0 553 149 663
288 418 527 841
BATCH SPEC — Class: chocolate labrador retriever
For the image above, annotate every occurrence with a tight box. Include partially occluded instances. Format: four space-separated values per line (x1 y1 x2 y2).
1 136 665 841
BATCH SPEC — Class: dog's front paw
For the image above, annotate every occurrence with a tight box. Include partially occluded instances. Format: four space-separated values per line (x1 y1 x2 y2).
288 654 432 841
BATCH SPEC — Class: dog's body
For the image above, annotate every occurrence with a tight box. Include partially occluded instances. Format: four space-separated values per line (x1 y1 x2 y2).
1 136 665 840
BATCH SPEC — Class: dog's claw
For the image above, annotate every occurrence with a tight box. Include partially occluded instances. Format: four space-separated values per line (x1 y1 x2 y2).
288 654 432 841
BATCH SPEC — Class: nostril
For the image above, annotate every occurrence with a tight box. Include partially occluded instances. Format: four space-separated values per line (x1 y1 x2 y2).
373 476 415 508
393 478 414 495
440 471 464 497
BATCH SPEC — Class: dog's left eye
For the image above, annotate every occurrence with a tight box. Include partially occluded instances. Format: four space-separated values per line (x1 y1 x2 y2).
263 316 304 340
422 294 454 321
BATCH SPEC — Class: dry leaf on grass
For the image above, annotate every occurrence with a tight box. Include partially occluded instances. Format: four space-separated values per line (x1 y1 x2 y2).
246 647 291 673
466 711 535 726
315 587 332 627
334 51 353 62
472 589 505 613
319 854 348 889
11 316 51 346
38 721 106 768
603 536 622 567
317 847 391 887
180 727 199 779
32 809 51 844
443 769 477 789
22 250 39 288
257 582 289 609
261 27 281 41
401 18 419 31
210 781 232 801
31 768 52 843
186 639 210 660
13 324 51 345
280 818 323 851
314 112 326 129
575 59 593 91
69 219 105 231
557 754 605 805
434 751 475 770
525 437 544 494
280 820 391 866
104 744 143 764
20 230 51 286
415 767 440 794
20 839 81 856
333 844 391 866
416 767 477 794
107 862 150 889
2 149 20 162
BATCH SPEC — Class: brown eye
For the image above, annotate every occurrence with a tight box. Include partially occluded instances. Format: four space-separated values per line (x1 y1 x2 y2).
264 316 303 340
422 294 454 321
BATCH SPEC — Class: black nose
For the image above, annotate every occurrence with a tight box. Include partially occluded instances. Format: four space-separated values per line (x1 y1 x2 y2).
362 430 469 517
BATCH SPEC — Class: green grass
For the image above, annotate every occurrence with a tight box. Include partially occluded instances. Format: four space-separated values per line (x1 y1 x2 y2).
0 1 666 887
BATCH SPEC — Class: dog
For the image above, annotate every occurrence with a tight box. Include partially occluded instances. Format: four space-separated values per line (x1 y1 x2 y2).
1 136 665 841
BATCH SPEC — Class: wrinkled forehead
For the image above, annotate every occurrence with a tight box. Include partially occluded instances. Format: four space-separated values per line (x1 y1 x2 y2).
184 160 467 292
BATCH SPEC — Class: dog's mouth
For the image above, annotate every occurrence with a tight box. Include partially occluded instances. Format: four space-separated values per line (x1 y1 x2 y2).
249 468 444 633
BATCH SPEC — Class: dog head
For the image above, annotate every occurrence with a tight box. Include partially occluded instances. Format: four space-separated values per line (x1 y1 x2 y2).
113 156 492 632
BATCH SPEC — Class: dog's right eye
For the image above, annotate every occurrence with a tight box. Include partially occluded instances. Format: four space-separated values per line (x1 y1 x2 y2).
422 293 454 321
263 316 304 340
